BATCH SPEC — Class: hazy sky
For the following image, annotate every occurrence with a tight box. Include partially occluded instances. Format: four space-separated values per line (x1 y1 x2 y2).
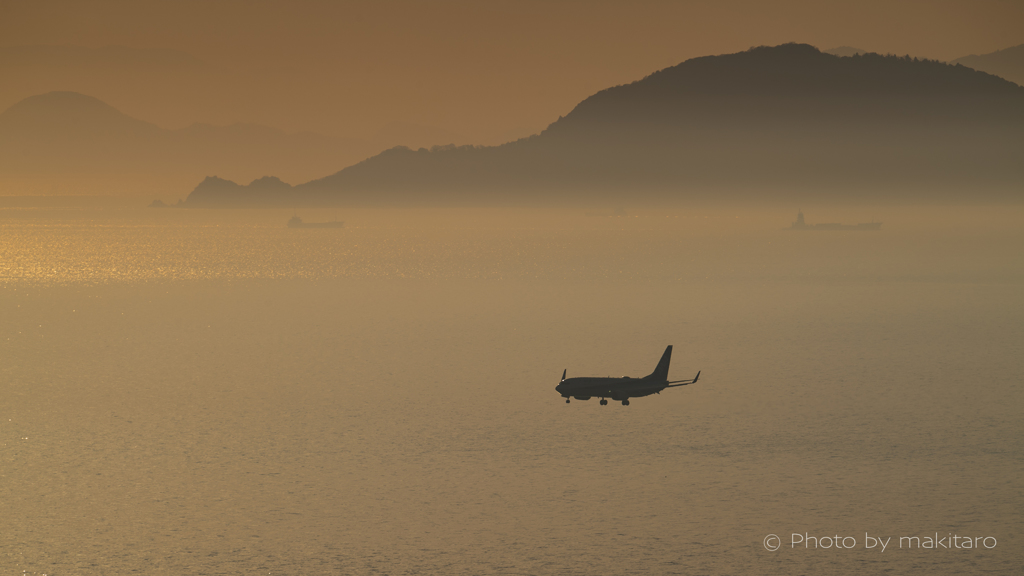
2 0 1022 144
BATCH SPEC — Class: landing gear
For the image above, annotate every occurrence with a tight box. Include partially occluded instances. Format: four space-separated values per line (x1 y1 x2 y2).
600 399 608 405
565 398 570 404
621 399 630 406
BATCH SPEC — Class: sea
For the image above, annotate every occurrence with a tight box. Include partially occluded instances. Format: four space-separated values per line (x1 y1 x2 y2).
1 202 1021 575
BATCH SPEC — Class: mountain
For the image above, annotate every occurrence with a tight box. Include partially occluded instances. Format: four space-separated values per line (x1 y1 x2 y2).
0 92 380 196
952 44 1024 87
185 43 1024 206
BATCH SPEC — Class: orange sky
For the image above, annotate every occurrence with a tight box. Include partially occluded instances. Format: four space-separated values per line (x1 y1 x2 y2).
2 0 1022 145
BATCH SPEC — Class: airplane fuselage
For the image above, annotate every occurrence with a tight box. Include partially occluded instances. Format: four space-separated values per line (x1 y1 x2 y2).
555 376 665 401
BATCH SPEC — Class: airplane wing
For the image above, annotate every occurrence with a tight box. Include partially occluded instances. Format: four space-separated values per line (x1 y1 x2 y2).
666 370 700 386
624 371 700 392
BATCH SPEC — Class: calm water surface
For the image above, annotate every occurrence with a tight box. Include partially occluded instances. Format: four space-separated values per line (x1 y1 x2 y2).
1 205 1021 574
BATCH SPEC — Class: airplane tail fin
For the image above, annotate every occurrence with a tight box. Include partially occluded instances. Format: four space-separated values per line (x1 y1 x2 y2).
646 345 672 381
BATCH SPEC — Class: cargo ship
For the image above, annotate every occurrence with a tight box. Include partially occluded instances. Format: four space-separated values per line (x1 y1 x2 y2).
790 211 881 231
287 216 344 229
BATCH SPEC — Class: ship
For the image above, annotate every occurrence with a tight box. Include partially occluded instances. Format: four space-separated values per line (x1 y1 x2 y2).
287 216 344 229
789 211 881 231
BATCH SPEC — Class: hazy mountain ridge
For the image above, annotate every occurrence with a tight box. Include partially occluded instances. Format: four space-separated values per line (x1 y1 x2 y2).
186 43 1024 206
952 44 1024 88
0 91 380 195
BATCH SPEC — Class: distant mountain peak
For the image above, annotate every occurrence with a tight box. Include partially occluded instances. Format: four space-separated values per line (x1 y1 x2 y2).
4 91 123 116
0 90 161 135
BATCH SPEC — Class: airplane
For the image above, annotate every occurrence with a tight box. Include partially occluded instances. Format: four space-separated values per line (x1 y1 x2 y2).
555 345 699 406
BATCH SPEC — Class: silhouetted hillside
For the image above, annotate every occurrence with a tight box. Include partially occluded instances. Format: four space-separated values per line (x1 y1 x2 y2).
953 44 1024 87
186 44 1024 206
825 46 868 57
186 175 294 206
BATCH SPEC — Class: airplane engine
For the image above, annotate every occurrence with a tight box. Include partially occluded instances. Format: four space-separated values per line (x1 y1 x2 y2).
573 396 591 400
